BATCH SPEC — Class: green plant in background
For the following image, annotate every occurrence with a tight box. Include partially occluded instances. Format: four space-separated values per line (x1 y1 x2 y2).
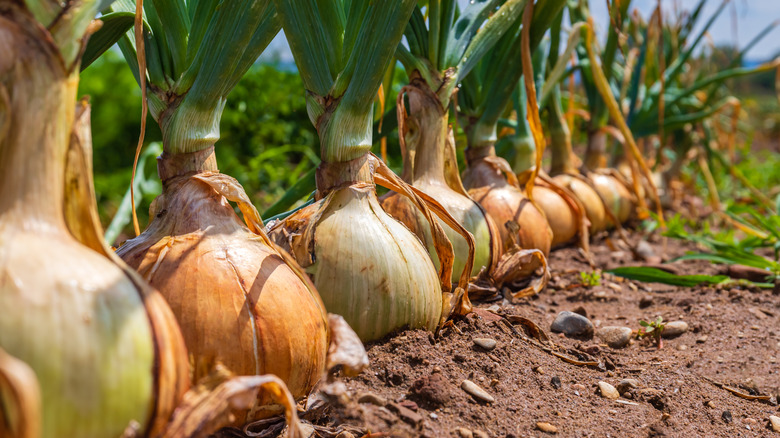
637 316 665 349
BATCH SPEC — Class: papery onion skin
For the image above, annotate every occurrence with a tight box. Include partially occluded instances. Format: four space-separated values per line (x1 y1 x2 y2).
117 173 329 412
381 183 494 280
463 158 552 279
590 173 634 225
552 174 609 233
270 184 443 343
532 186 578 247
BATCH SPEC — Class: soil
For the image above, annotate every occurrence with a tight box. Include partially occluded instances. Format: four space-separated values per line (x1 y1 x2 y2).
219 227 780 438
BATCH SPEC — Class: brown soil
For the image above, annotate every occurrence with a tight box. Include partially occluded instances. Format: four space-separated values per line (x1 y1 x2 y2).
220 228 780 438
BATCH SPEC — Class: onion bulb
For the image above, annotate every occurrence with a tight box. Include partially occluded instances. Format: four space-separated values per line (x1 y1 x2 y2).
551 174 609 233
532 186 576 246
589 172 635 225
381 82 498 282
117 156 329 416
269 155 473 341
0 10 189 436
462 153 552 281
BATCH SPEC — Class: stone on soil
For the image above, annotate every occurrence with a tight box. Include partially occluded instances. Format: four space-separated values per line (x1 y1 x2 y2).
550 311 594 338
473 338 497 350
596 326 632 348
536 422 558 433
456 427 472 438
770 415 780 432
661 321 689 338
461 379 495 403
598 381 620 400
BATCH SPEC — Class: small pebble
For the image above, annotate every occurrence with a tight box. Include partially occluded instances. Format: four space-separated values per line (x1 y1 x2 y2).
550 311 594 338
550 376 561 389
616 379 640 395
769 415 780 432
722 410 733 424
461 380 495 403
473 431 488 438
639 295 654 309
596 326 633 349
598 381 620 400
473 338 497 351
696 336 708 344
661 321 689 338
536 422 558 434
456 427 473 438
676 344 687 351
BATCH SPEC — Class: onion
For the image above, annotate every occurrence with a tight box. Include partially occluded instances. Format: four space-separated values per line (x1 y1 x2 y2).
111 0 330 419
116 163 329 410
462 152 552 280
589 172 635 224
532 185 578 247
269 155 474 341
381 79 498 282
268 1 473 342
551 174 609 233
0 9 189 436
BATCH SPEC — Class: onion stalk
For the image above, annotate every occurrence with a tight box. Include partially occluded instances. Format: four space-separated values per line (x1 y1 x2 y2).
111 0 329 420
267 0 475 342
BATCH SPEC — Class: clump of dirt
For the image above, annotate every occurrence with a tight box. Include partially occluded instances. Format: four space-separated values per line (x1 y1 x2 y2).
219 229 780 437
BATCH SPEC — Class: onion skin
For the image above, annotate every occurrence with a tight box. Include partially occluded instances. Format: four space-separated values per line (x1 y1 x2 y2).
590 173 634 225
532 185 578 247
381 183 495 280
270 184 442 342
462 158 552 280
117 172 329 413
552 174 609 233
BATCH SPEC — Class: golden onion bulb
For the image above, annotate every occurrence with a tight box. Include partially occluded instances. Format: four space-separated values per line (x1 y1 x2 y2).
552 174 609 233
387 81 496 282
531 185 578 247
117 170 329 414
463 157 552 280
590 173 634 224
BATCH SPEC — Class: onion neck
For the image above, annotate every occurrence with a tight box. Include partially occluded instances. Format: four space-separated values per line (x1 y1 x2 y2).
547 89 576 176
584 129 607 171
401 81 449 185
314 96 373 163
0 18 76 232
155 97 222 179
